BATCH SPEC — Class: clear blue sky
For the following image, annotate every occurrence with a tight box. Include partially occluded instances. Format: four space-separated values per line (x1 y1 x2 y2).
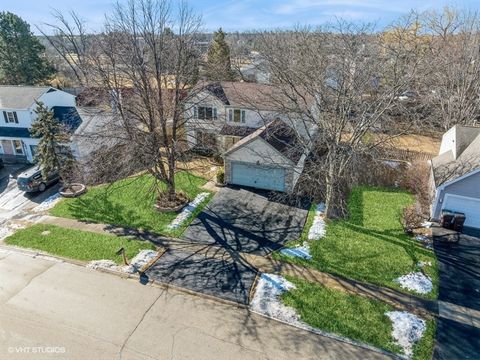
2 0 480 33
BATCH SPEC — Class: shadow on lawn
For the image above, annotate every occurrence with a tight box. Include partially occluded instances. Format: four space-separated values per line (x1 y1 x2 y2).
61 192 153 232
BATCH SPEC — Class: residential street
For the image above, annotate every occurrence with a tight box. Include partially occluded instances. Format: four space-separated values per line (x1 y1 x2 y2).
0 248 390 360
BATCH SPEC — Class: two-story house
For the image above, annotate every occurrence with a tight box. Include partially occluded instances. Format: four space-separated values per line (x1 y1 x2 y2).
185 81 283 152
0 86 80 163
185 81 316 192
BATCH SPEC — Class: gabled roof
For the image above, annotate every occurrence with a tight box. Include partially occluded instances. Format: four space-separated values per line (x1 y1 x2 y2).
52 106 83 132
0 86 55 109
432 125 480 186
224 119 304 164
259 119 304 163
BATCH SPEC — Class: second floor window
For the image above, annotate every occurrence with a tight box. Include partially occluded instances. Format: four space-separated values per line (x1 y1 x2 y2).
228 109 246 123
194 106 217 120
3 111 18 124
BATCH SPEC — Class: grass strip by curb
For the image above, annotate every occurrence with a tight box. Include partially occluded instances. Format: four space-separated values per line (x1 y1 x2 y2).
5 224 155 264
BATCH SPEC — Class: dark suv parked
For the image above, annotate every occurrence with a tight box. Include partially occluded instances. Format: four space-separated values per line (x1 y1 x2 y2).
17 167 60 192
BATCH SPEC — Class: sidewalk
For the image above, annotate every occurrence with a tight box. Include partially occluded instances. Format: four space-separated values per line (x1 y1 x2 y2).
27 215 438 319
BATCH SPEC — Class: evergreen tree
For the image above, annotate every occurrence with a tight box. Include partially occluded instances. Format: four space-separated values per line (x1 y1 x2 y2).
30 101 74 182
206 28 234 81
0 12 55 85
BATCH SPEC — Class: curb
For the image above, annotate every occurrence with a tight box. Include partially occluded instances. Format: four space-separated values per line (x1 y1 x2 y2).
248 309 407 360
0 244 406 359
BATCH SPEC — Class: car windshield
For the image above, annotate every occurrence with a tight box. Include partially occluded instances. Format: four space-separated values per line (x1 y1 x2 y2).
17 177 31 185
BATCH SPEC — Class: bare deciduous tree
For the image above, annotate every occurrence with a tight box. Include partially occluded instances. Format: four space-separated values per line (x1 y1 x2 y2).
257 23 418 217
419 7 480 130
44 0 202 205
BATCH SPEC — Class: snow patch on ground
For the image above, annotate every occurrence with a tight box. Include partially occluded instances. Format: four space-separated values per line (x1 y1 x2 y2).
123 249 158 273
414 234 433 249
280 242 312 260
87 259 121 271
307 203 326 240
87 250 158 273
417 261 432 268
166 192 210 230
0 223 25 241
394 272 433 294
420 221 432 228
250 274 303 325
386 311 426 357
33 193 62 212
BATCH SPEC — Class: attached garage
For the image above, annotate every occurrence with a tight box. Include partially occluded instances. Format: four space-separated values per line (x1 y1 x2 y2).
231 162 285 192
442 194 480 229
224 120 308 193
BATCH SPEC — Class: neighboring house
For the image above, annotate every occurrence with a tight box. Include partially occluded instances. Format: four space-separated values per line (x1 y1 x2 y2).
70 107 117 160
238 52 271 84
0 86 79 163
185 81 316 193
430 125 480 229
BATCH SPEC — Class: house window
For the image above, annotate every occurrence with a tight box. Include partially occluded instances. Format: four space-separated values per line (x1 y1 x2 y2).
12 140 24 155
3 111 18 124
195 106 217 120
228 109 246 123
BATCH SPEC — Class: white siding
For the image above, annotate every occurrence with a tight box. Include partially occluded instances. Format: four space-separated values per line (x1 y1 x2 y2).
438 126 457 158
1 109 33 128
37 90 76 108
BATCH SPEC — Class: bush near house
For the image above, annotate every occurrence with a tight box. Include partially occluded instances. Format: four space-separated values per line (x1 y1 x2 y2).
50 172 211 237
5 224 155 263
276 186 438 299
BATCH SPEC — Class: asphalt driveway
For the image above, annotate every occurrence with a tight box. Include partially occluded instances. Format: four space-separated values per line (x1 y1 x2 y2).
433 228 480 359
182 186 310 256
145 248 257 304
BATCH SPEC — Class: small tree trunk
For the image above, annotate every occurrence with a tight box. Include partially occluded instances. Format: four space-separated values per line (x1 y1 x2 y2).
324 158 338 219
166 155 176 202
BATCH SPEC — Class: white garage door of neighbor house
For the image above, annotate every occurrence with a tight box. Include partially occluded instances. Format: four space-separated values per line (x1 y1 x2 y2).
442 194 480 229
231 162 286 192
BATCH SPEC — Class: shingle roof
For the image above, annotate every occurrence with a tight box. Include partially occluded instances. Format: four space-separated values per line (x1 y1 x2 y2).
0 127 31 138
432 126 480 186
196 81 290 110
52 106 83 132
259 119 304 163
225 119 304 164
0 86 53 109
219 124 257 137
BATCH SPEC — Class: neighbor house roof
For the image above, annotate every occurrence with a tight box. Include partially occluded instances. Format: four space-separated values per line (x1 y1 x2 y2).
52 106 83 132
224 119 305 164
432 125 480 186
0 86 55 109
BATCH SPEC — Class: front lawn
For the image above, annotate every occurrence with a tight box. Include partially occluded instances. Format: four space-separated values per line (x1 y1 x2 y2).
5 224 155 263
282 277 435 359
50 172 211 237
275 186 438 298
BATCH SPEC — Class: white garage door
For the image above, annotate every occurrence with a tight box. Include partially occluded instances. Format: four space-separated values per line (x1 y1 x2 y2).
442 194 480 229
230 162 285 192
